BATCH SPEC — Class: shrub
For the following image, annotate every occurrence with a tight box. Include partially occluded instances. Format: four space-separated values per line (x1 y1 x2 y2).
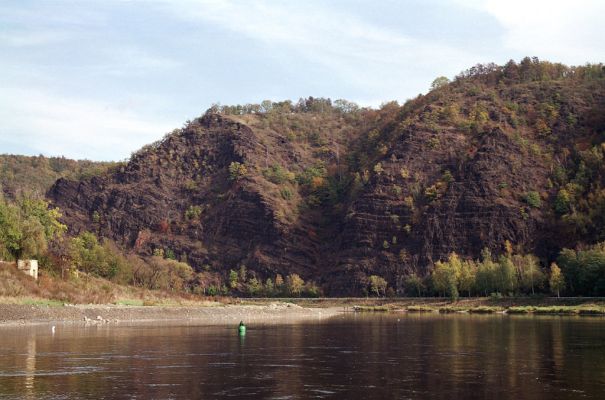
373 163 384 175
185 205 203 220
524 191 541 208
280 187 293 200
228 162 247 181
304 281 321 297
263 164 294 184
70 233 132 284
403 273 425 296
425 185 439 201
286 273 305 297
368 275 388 297
554 189 570 214
145 256 195 291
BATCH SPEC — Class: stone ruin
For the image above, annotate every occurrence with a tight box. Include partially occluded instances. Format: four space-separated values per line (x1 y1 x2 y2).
17 260 38 280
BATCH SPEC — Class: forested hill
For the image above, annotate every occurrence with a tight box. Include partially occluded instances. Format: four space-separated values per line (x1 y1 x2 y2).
0 154 116 199
43 58 605 296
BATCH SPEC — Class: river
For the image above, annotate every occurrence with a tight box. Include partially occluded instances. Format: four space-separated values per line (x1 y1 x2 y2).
1 313 604 399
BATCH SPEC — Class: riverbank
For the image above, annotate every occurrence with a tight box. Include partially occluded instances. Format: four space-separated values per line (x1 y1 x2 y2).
0 302 341 327
2 296 605 326
243 297 605 315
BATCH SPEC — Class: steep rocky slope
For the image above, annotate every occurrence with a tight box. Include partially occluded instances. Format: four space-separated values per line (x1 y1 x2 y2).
49 107 373 283
326 61 605 294
48 59 605 295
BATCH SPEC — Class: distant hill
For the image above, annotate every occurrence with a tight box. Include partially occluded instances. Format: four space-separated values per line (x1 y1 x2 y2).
46 58 605 295
0 154 116 199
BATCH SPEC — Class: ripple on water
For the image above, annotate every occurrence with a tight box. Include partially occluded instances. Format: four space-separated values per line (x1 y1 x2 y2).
0 365 101 377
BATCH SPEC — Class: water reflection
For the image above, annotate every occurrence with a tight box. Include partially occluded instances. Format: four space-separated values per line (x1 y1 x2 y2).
24 334 36 399
0 314 604 399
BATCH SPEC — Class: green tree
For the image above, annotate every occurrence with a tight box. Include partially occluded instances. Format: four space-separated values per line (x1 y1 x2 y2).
286 273 305 297
275 274 285 295
557 245 605 296
239 265 247 283
70 232 132 283
0 200 21 259
145 256 194 291
264 277 274 296
373 163 384 175
524 191 541 208
459 259 477 297
476 248 498 296
229 269 239 289
185 205 203 220
228 162 247 181
430 76 450 90
369 275 388 297
304 281 321 297
19 197 66 240
18 217 47 259
554 188 571 214
0 197 66 260
432 261 450 297
496 255 517 295
549 262 565 297
431 253 461 300
247 277 262 296
404 273 425 297
513 254 545 295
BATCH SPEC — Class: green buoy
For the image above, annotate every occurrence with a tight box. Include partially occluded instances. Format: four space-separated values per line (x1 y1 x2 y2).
238 321 246 335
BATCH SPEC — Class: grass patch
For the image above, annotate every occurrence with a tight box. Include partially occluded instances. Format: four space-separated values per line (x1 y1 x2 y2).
578 308 605 315
406 305 437 312
21 298 64 307
507 306 532 314
467 306 502 314
438 306 468 313
353 305 389 312
506 306 605 315
115 299 145 306
532 306 578 315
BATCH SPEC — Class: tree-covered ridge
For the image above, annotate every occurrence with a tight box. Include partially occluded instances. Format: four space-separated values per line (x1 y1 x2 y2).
0 154 117 199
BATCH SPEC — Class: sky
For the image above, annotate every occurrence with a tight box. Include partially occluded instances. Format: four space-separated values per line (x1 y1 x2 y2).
1 0 604 161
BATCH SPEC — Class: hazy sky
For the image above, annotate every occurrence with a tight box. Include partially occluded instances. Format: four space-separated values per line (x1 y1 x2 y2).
1 0 604 161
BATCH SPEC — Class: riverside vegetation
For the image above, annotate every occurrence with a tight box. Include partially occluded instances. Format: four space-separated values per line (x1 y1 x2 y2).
1 57 605 303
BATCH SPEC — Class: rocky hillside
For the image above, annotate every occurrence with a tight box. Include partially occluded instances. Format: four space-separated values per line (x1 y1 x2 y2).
48 58 605 295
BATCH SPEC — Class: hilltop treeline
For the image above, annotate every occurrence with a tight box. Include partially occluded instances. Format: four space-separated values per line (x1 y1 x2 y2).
0 154 116 199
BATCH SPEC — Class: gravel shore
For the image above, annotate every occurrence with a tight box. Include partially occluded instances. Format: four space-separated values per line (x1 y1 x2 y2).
0 303 342 327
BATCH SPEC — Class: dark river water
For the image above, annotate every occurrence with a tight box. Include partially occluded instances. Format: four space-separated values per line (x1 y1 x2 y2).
1 313 604 399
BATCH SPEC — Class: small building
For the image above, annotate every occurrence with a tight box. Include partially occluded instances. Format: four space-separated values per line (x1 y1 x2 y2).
17 260 38 280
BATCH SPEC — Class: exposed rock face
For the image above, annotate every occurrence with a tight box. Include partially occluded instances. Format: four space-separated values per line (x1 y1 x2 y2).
48 62 605 295
327 128 548 294
49 114 324 280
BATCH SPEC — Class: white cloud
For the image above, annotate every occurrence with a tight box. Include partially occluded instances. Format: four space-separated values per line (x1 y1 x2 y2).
89 46 183 77
162 0 484 101
0 88 178 161
458 0 605 64
0 30 72 47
